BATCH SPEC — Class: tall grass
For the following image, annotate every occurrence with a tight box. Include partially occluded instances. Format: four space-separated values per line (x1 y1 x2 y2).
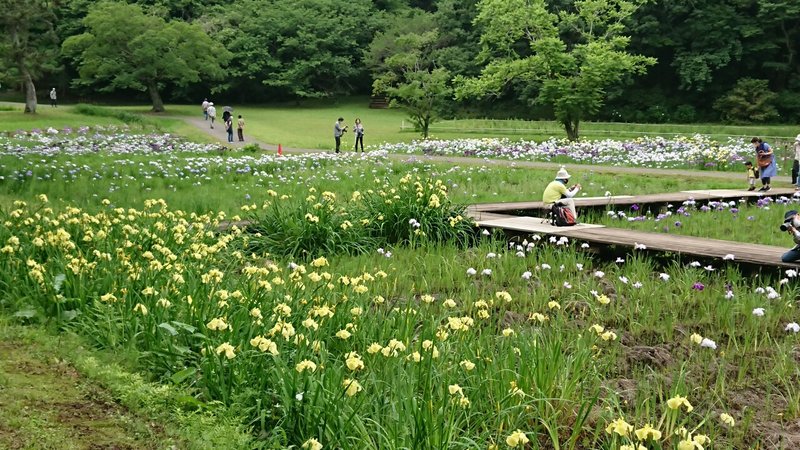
1 191 798 448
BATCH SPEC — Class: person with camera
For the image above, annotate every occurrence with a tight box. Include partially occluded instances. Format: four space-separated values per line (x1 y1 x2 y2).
334 117 348 153
542 167 581 222
780 210 800 263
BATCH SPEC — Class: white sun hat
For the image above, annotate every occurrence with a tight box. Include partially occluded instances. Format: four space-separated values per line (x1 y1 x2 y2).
555 166 571 179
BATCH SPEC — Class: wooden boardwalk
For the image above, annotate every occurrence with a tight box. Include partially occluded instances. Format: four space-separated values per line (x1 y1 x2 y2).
474 215 800 269
468 188 798 215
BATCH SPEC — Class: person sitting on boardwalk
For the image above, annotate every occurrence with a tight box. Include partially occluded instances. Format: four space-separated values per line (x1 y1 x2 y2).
753 137 775 192
543 167 581 222
781 210 800 263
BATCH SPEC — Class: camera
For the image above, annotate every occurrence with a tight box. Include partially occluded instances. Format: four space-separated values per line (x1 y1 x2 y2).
781 223 791 232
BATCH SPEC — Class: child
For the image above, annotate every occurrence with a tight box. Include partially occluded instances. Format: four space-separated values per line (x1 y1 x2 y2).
745 161 757 191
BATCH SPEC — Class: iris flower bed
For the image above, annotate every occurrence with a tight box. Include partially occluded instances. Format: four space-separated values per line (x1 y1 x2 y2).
0 129 746 215
2 190 800 449
588 194 800 246
0 125 228 156
377 135 754 170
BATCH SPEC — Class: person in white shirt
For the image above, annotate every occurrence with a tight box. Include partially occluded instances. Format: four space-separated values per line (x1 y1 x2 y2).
49 88 57 107
206 103 216 128
202 98 210 120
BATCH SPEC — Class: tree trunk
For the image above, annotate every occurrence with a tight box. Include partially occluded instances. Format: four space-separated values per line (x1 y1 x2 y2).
21 67 37 114
563 119 579 141
148 83 165 112
421 115 430 139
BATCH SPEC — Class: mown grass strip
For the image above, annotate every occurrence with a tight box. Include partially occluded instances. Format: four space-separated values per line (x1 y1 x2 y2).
0 322 255 450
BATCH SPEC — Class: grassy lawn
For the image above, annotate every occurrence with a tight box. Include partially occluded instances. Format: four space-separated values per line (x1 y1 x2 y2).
4 98 793 150
0 103 124 131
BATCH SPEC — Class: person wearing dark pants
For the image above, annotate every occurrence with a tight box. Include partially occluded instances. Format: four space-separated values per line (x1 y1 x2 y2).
353 118 364 152
794 134 800 190
334 117 347 153
49 88 57 107
237 115 245 142
225 116 234 143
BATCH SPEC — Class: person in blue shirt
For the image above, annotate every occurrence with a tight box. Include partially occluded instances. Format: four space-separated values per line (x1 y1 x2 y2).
752 137 776 192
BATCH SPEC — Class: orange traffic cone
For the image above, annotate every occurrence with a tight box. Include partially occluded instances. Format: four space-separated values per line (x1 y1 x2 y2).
277 144 283 156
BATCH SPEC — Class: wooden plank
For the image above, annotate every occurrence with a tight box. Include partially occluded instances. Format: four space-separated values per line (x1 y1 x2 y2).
472 213 799 268
469 188 798 213
466 211 517 221
476 216 605 233
558 228 800 268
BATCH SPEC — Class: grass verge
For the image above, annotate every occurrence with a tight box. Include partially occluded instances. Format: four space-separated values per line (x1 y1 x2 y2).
0 322 254 450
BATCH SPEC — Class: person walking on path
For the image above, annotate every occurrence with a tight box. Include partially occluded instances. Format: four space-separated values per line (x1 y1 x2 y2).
202 98 209 120
49 88 57 107
225 115 234 143
753 137 776 191
353 118 365 152
334 117 347 153
237 115 245 142
542 167 581 221
207 103 216 128
793 134 800 190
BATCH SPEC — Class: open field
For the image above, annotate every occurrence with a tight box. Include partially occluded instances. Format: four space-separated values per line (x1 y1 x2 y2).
2 127 800 448
4 99 796 151
2 180 800 448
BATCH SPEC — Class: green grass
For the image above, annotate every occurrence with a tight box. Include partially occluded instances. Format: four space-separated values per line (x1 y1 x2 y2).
0 102 125 131
0 149 747 215
0 323 253 450
2 197 798 448
3 98 797 150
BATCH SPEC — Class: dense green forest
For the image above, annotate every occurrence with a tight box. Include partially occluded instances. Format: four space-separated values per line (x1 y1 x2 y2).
1 0 799 125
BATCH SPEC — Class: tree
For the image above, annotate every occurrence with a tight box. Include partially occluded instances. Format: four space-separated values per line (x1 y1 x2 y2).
207 0 380 101
62 1 229 112
368 11 453 138
455 0 655 140
0 0 60 113
713 78 779 123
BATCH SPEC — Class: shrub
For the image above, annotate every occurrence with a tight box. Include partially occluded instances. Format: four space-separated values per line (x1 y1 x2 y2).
246 177 475 259
672 105 697 123
713 78 779 123
241 143 261 153
358 175 474 247
73 103 154 127
245 191 376 259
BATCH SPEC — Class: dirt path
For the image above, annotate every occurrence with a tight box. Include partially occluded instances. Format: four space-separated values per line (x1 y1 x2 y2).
179 115 792 183
0 334 176 450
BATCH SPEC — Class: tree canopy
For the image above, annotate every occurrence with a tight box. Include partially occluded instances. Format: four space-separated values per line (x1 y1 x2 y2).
456 0 655 139
62 1 229 112
0 0 798 127
0 0 60 113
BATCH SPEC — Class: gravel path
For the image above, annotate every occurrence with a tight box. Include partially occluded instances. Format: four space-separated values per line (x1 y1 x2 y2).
180 115 792 182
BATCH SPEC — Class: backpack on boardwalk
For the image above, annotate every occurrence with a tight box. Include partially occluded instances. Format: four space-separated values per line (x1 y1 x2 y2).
550 204 576 227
